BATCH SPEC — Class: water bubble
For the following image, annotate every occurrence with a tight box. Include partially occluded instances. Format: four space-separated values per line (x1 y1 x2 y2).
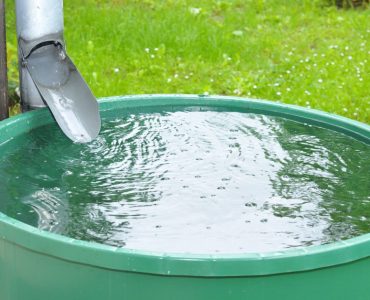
281 175 290 182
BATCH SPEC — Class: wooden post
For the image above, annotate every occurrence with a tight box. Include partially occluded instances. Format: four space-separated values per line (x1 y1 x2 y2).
0 0 9 121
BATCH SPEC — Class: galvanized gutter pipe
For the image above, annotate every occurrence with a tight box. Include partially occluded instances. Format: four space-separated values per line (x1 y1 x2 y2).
15 0 100 142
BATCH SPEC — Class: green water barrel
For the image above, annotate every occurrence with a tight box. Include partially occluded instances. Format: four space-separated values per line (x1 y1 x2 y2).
0 95 369 300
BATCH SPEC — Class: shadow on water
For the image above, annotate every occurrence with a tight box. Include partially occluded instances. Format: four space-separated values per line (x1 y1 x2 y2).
269 118 370 245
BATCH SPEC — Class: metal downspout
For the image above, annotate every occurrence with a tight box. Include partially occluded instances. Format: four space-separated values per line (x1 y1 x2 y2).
15 0 100 143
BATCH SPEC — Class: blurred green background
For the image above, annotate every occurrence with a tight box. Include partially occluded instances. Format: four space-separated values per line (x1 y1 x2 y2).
4 0 370 123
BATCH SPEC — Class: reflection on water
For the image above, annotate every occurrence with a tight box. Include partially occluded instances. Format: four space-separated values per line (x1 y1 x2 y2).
0 107 369 253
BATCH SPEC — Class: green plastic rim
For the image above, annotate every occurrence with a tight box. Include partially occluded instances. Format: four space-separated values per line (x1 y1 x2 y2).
0 94 369 277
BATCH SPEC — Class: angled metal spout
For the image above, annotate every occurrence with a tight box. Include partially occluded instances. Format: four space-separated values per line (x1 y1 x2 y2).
15 0 100 143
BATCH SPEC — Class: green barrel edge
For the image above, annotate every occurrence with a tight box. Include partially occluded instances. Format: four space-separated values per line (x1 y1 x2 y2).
0 94 369 300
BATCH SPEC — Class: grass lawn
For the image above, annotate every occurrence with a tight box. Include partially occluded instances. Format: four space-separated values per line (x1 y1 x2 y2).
4 0 370 123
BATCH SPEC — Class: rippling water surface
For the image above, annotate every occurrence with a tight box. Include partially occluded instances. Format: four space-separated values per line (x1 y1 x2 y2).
0 107 369 253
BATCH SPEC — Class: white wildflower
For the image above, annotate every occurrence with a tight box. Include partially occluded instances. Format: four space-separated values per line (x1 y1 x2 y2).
232 30 243 37
189 7 201 15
